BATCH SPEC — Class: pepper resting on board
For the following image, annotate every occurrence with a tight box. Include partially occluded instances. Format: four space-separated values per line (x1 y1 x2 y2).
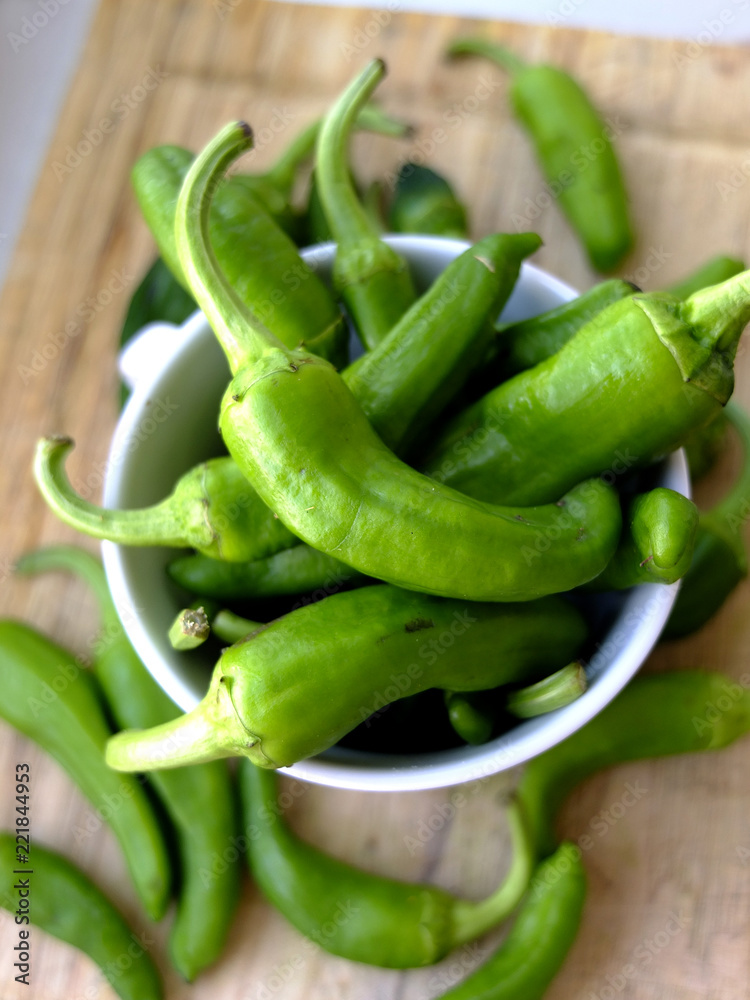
238 761 533 968
0 835 163 1000
447 37 634 273
15 545 242 981
0 619 171 922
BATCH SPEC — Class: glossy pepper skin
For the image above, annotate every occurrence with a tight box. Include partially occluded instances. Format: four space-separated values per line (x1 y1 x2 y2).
587 487 698 590
423 276 750 506
435 842 586 1000
316 60 417 349
132 145 348 368
171 120 621 601
0 835 162 1000
388 162 470 239
15 546 241 982
517 669 750 860
105 585 587 771
238 762 533 968
0 619 170 921
664 400 750 639
448 38 633 273
489 278 636 382
35 231 538 564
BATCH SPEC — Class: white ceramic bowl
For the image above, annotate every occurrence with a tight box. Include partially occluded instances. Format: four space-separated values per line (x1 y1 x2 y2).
103 235 689 792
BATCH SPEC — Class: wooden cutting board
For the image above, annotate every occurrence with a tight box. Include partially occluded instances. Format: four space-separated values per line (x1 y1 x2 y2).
1 1 750 997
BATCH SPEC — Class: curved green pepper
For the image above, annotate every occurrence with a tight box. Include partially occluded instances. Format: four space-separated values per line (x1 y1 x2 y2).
238 762 533 968
169 120 621 601
132 145 348 368
16 546 241 981
0 619 170 921
423 276 750 505
36 231 538 563
517 669 750 860
0 834 162 1000
663 400 750 639
448 37 633 272
389 162 470 239
105 585 587 771
435 842 586 1000
316 59 417 348
587 487 698 590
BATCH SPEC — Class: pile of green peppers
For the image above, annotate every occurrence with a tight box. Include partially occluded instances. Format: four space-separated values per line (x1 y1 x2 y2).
5 42 750 1000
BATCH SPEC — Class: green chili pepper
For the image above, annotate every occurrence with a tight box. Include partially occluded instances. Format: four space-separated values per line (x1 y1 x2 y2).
168 604 212 651
435 842 586 1000
0 618 170 921
423 276 750 505
682 412 729 482
448 38 633 273
16 546 241 981
663 400 750 639
238 761 533 968
667 254 745 301
586 487 698 590
36 231 538 563
168 119 621 601
0 834 162 1000
105 585 587 771
389 162 470 239
132 146 348 368
507 662 587 718
517 669 750 860
316 60 417 349
119 257 196 407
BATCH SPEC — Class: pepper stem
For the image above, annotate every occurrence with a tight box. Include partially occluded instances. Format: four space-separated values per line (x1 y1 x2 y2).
33 437 187 548
105 668 254 771
681 270 750 355
446 38 527 76
174 121 287 373
316 59 388 246
450 797 534 946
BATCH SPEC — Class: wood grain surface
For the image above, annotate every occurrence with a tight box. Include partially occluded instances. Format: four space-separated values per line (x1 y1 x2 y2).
1 2 750 998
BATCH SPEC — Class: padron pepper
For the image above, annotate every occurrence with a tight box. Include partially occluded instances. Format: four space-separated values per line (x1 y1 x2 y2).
16 546 242 982
238 762 533 968
316 59 418 349
105 585 587 771
0 835 163 1000
423 274 750 506
35 230 539 563
0 619 171 921
448 37 633 272
663 400 750 639
667 254 745 301
166 119 621 601
587 487 698 590
517 668 750 860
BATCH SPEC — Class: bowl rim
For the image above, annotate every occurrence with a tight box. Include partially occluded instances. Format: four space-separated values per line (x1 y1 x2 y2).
102 235 689 792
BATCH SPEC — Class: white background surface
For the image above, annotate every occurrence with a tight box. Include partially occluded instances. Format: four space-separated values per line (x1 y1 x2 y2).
0 0 748 294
